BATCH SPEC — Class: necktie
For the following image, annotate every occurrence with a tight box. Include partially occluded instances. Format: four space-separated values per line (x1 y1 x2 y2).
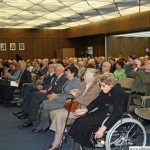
17 70 24 80
48 76 58 91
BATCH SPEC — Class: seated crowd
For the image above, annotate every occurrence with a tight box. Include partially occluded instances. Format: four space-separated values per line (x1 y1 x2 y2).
0 54 150 150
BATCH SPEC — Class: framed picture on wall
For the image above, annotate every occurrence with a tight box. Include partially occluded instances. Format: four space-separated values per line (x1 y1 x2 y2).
0 43 6 51
10 43 16 50
19 43 25 50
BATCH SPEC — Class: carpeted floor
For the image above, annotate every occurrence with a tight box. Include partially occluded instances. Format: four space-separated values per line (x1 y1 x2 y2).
0 103 73 150
0 103 149 150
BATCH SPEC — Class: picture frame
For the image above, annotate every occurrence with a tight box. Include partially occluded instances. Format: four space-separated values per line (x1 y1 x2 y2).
19 43 25 50
0 43 6 51
10 43 16 51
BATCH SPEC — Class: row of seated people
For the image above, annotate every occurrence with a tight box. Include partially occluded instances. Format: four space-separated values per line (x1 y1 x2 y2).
13 71 129 150
0 54 149 103
0 55 149 149
11 63 149 150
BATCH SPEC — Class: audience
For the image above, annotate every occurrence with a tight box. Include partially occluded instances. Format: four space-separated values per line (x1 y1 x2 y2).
31 66 81 132
43 68 101 150
0 53 149 150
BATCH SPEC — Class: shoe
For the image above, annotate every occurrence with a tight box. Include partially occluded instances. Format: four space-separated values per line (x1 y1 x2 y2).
13 111 23 116
17 102 22 108
42 127 49 133
32 128 43 133
44 145 60 150
17 113 28 119
18 120 33 129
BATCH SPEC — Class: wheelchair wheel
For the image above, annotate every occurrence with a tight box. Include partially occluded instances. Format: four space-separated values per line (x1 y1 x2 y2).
105 118 147 150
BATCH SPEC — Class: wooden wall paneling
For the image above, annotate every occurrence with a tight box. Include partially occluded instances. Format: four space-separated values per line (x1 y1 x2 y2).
66 27 79 38
116 16 131 33
0 29 8 39
43 29 60 38
25 29 43 39
58 30 67 38
43 39 61 59
7 29 26 38
130 11 150 30
107 37 150 58
91 21 107 35
62 48 75 58
26 38 43 60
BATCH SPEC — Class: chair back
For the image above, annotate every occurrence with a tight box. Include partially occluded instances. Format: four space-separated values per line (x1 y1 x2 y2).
118 77 134 90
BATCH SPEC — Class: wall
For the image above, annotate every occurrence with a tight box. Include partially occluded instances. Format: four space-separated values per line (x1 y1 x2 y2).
107 36 150 58
0 29 71 60
66 11 150 38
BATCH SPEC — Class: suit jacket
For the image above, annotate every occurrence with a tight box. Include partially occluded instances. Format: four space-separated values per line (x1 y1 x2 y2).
48 74 67 94
125 64 150 95
43 73 56 90
38 66 48 77
19 69 32 87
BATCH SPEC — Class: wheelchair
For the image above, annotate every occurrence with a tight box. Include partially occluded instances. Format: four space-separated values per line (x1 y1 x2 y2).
90 94 147 150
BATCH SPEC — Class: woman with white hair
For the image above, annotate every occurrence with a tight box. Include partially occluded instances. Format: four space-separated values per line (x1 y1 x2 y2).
69 73 127 150
44 68 101 150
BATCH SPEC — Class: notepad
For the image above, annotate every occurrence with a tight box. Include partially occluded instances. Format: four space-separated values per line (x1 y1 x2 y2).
10 81 19 87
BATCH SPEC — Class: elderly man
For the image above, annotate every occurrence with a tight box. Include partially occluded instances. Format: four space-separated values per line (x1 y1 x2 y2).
125 60 150 96
17 64 68 128
101 62 111 74
0 61 31 101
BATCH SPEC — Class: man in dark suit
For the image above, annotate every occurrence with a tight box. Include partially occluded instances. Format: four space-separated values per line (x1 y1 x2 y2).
18 63 56 103
96 57 104 72
16 64 67 128
0 61 31 101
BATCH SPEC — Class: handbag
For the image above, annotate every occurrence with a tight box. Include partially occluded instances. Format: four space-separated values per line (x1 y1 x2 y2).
64 100 79 112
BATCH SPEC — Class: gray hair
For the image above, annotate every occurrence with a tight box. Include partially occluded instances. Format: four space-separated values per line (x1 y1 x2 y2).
85 68 99 80
54 63 65 71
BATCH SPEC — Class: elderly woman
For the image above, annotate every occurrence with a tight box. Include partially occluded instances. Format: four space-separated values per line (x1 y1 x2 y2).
44 68 101 150
69 73 127 150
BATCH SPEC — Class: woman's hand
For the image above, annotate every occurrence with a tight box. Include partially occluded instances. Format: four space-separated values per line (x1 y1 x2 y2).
74 108 88 117
94 125 107 139
70 89 80 96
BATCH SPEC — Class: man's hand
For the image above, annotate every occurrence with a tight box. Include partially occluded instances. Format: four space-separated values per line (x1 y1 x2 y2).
39 90 47 93
37 85 43 90
47 93 57 100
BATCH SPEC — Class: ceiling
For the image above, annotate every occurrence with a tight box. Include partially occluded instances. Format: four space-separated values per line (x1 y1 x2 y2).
0 0 150 29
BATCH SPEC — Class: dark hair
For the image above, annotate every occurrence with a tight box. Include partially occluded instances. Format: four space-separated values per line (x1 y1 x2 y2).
66 65 78 77
116 60 124 68
109 57 115 62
